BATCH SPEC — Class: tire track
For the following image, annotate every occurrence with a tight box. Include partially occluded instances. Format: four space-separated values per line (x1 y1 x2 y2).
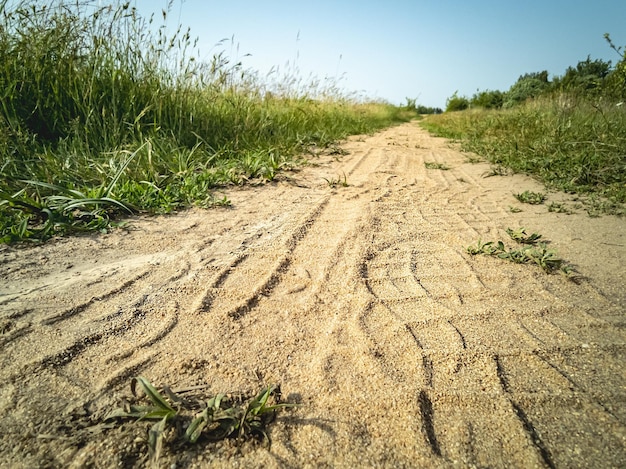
193 195 330 319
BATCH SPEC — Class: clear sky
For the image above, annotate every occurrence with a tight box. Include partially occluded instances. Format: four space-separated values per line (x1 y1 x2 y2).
132 0 626 108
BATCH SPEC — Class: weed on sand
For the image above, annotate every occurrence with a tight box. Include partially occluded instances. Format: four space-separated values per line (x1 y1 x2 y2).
105 377 296 466
514 190 547 205
467 228 576 277
424 162 450 170
323 172 349 188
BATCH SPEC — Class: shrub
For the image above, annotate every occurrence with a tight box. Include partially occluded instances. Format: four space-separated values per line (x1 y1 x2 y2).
445 91 469 112
556 56 611 94
503 71 550 108
471 90 505 109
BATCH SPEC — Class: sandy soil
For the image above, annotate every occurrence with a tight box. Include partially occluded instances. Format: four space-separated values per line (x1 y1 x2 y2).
1 121 625 468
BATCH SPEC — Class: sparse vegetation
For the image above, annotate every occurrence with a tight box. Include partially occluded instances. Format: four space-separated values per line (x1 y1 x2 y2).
465 154 482 164
483 165 510 177
422 99 626 214
105 377 296 466
0 0 412 243
505 227 542 244
547 202 574 214
514 191 547 205
467 228 575 277
323 172 349 188
424 162 449 170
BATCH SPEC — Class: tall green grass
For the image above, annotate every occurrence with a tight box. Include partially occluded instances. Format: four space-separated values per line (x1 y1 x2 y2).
422 96 626 215
0 1 411 242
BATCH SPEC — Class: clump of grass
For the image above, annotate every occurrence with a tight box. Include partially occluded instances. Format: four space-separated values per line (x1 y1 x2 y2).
105 377 296 466
422 97 626 215
323 172 349 188
327 145 349 156
0 1 412 243
467 228 575 277
514 190 546 205
583 195 625 217
424 162 449 170
483 165 510 177
505 227 542 244
547 202 574 214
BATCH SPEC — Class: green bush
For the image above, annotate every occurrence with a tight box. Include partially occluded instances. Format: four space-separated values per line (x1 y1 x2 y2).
555 56 612 94
471 90 505 109
503 71 550 108
445 91 469 112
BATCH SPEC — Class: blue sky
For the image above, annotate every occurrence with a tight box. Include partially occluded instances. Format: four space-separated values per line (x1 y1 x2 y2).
132 0 626 108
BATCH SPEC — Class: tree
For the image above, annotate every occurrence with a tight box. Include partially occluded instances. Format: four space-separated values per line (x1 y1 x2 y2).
557 56 611 93
415 104 443 114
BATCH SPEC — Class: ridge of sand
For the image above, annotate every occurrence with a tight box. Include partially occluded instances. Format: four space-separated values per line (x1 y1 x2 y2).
1 122 624 468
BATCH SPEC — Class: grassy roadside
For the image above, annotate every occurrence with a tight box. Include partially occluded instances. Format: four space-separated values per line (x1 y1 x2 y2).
0 1 412 243
421 97 626 216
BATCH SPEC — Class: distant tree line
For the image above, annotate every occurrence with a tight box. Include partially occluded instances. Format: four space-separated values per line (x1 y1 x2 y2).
444 34 626 112
415 104 443 114
405 97 442 114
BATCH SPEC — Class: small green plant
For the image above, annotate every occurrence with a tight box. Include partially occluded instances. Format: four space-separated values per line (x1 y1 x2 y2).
547 202 574 214
323 172 349 188
105 377 296 466
105 377 179 464
505 227 542 244
483 165 510 177
328 145 349 156
509 206 523 213
514 190 546 205
584 195 625 217
185 384 294 444
424 162 449 170
466 155 482 164
467 228 575 277
202 194 232 208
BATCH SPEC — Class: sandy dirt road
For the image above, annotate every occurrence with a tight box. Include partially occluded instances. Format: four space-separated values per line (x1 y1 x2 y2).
1 121 625 468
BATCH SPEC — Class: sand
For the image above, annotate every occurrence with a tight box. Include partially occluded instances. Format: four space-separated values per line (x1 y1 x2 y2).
1 121 625 468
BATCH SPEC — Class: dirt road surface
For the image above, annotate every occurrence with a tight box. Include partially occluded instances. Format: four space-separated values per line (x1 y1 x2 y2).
1 121 625 468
